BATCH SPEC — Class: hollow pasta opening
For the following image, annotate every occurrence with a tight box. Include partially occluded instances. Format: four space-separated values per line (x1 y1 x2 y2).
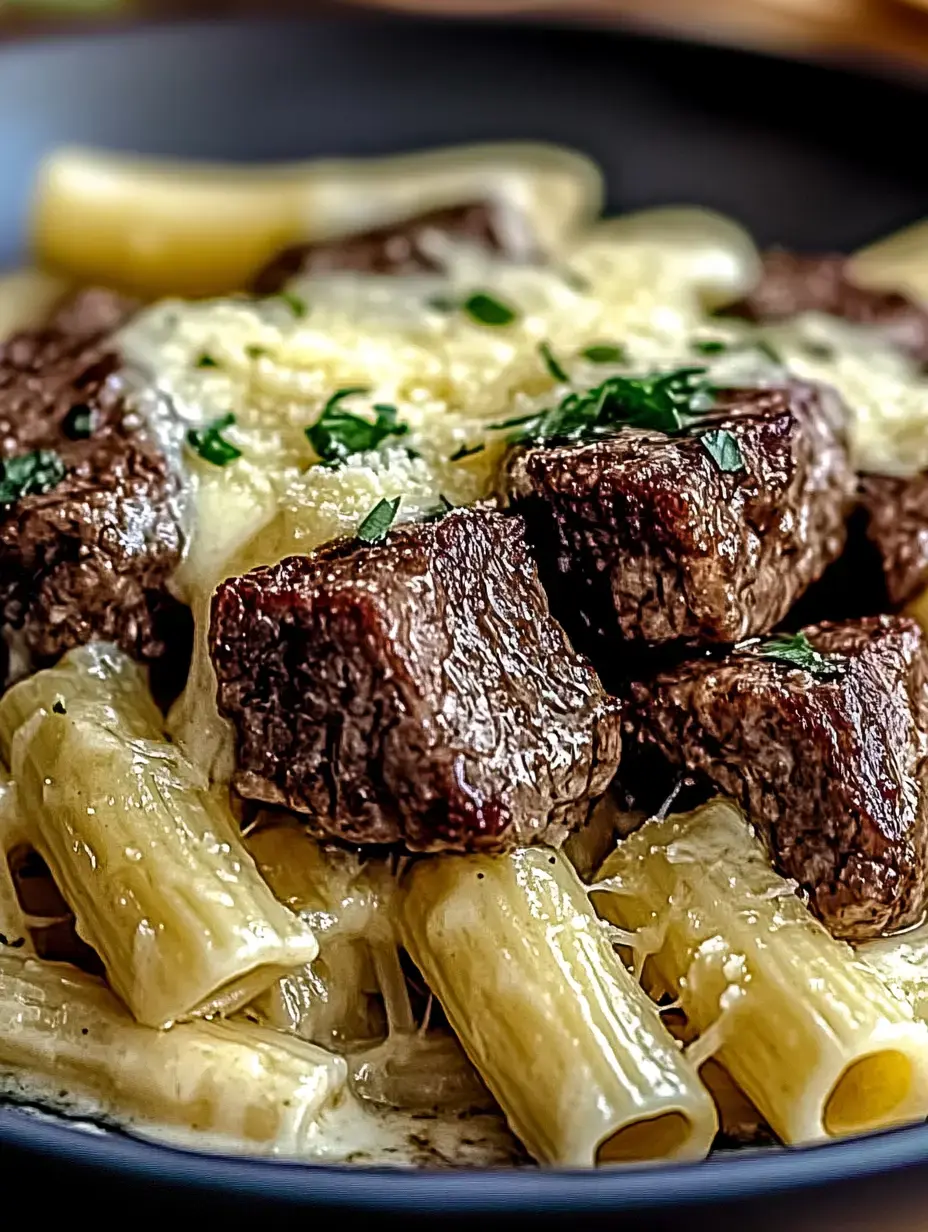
596 1111 692 1164
824 1051 913 1137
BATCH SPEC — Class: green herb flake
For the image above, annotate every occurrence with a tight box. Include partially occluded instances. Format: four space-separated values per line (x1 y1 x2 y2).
743 632 846 680
357 496 401 544
539 342 569 383
0 450 67 505
62 404 94 440
196 352 220 369
691 339 728 355
463 292 518 327
700 429 746 474
186 414 242 468
278 291 307 319
306 389 409 465
450 442 486 462
581 345 627 365
245 344 269 361
497 366 716 445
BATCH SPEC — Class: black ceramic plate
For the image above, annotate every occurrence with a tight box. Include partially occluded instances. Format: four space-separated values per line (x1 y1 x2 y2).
0 13 927 1228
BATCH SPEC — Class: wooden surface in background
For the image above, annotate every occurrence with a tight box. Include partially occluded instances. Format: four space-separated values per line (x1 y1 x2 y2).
1 0 928 73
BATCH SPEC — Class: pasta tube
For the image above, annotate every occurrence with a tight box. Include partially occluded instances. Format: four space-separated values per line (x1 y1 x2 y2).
582 207 761 309
0 641 163 751
0 646 319 1028
32 142 603 297
0 954 346 1149
593 799 928 1144
0 776 31 956
399 847 718 1167
849 217 928 302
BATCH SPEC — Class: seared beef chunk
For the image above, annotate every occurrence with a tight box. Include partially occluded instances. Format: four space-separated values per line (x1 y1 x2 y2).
624 615 928 940
47 286 139 338
252 202 513 293
856 471 928 608
210 506 622 853
504 382 854 653
728 250 928 365
0 328 183 666
784 471 928 628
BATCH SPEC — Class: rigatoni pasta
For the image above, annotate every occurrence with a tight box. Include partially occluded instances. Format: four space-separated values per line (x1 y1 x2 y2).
593 799 928 1144
0 953 346 1147
399 846 718 1166
0 645 319 1028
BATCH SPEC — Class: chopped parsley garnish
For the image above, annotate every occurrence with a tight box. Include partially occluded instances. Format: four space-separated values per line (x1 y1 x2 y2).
495 367 715 445
463 292 518 327
245 344 268 361
186 414 242 467
306 389 408 465
357 496 401 544
196 352 220 369
62 404 94 440
581 344 627 365
700 429 746 474
741 632 846 680
691 339 728 355
0 450 67 505
539 341 569 383
277 291 308 318
450 442 486 462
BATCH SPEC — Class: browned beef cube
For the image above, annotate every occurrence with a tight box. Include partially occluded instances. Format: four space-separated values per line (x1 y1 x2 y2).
624 615 928 940
728 250 928 365
0 328 184 668
503 382 854 652
210 506 622 853
252 202 517 293
856 471 928 608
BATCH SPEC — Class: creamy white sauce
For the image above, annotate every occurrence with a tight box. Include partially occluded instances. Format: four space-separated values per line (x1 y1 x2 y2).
0 1073 525 1168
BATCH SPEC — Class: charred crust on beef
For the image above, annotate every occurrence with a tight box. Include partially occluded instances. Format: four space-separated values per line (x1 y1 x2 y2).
209 506 622 853
252 203 515 293
0 328 184 666
728 250 928 365
503 381 854 652
624 615 928 941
